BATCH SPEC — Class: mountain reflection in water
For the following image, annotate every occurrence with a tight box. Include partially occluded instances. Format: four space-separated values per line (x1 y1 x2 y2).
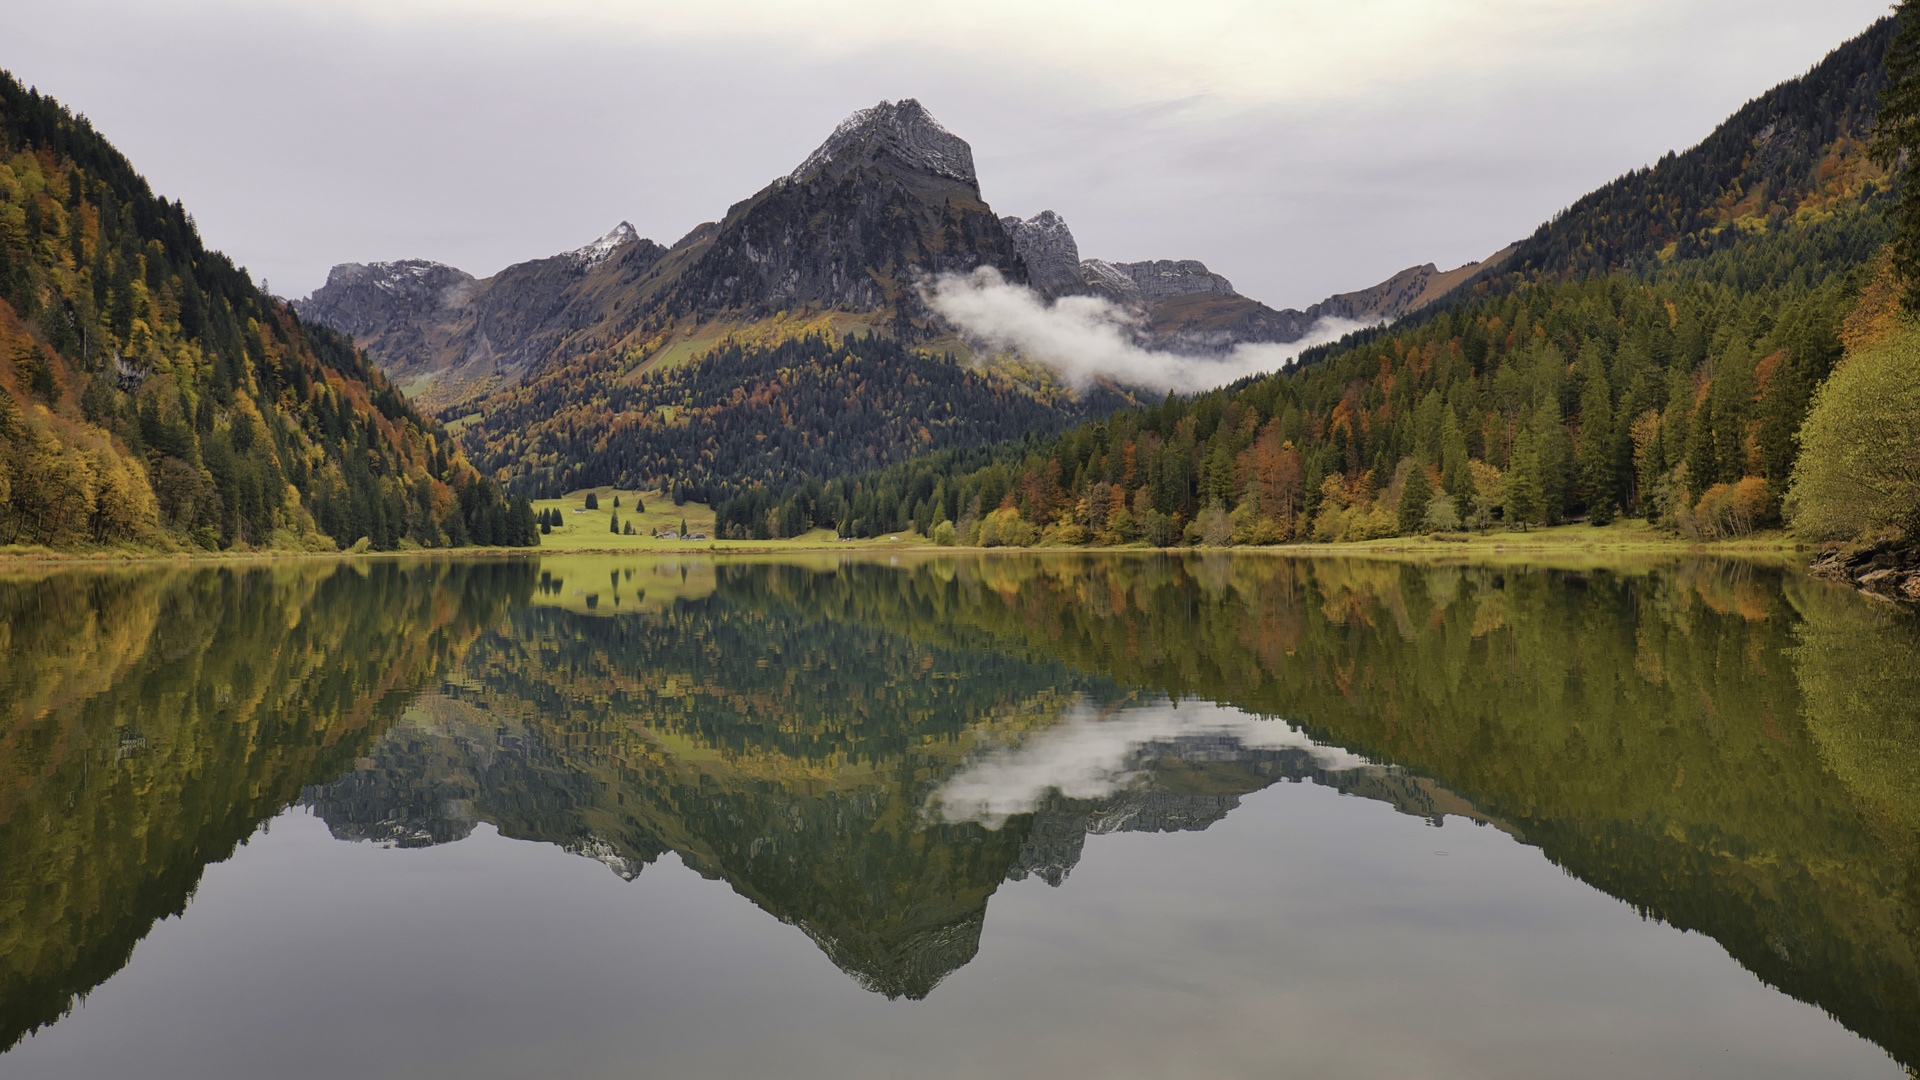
1 553 1916 1074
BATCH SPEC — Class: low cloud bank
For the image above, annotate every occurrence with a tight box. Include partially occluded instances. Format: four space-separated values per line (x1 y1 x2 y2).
921 268 1365 395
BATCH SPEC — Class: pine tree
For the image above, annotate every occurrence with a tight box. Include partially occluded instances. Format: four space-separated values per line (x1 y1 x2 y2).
1577 353 1617 524
1505 426 1545 531
1710 339 1754 484
610 511 619 533
1397 463 1433 535
1440 409 1471 505
1685 394 1718 501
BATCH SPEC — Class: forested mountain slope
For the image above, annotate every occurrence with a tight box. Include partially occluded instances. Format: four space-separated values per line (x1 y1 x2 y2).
823 218 1867 544
1458 17 1894 303
811 16 1901 546
0 73 535 550
460 332 1141 510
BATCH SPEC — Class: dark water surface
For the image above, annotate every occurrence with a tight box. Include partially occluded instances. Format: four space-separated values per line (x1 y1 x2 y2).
2 553 1916 1079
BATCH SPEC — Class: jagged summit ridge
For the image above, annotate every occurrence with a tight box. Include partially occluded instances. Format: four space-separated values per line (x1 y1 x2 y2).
323 258 472 295
567 222 638 268
787 98 977 188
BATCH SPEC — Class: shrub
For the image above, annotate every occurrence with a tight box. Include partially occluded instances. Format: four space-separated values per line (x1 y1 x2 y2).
979 507 1037 547
1422 493 1461 532
1188 501 1228 546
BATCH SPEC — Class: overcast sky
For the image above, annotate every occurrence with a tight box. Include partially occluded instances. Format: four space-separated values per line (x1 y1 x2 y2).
5 0 1894 310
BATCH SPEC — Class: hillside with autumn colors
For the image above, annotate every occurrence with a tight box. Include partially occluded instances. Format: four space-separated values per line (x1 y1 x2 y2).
0 73 535 551
791 16 1906 548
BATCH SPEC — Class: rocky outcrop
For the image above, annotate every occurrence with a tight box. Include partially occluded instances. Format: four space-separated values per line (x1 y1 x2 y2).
1113 259 1238 303
1809 540 1920 603
1002 210 1084 295
295 224 667 404
293 260 477 383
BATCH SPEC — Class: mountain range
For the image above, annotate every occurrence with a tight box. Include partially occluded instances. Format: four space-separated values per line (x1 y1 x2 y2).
296 99 1500 415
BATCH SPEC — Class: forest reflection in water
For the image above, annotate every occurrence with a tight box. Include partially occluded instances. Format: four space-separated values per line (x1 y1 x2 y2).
0 552 1916 1076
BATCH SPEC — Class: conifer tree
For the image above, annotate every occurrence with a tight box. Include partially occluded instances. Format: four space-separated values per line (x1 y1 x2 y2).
1686 395 1718 501
1397 463 1433 534
1505 427 1544 531
1578 355 1618 524
1440 410 1472 506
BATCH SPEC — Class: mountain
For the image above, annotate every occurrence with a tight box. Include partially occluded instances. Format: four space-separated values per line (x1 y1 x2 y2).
0 71 535 552
306 100 1171 503
999 207 1512 352
299 98 1506 506
297 99 1028 413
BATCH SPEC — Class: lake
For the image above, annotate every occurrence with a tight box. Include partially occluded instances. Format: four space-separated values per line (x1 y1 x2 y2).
1 552 1916 1079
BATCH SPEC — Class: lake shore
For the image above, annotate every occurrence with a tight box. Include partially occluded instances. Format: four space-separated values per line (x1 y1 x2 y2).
0 518 1815 569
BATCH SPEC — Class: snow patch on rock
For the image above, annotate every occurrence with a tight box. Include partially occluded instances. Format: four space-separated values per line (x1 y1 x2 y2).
567 222 638 268
787 98 977 187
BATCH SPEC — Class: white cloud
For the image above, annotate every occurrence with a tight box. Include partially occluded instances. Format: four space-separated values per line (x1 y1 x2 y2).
921 268 1364 395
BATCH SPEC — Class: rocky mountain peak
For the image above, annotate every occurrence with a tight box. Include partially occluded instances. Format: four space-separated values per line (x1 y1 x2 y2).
294 259 477 338
567 221 639 268
787 98 977 188
1001 211 1084 295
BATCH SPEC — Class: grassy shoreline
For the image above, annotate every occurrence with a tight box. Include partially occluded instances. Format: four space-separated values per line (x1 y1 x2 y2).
0 517 1814 569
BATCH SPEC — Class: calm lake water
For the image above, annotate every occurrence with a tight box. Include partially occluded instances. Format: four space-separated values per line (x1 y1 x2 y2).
2 552 1917 1079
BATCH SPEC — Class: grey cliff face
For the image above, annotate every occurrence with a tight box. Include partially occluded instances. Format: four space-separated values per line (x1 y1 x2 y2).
1113 259 1238 303
293 260 476 339
662 98 1018 323
787 98 978 189
1001 211 1084 296
1078 258 1144 306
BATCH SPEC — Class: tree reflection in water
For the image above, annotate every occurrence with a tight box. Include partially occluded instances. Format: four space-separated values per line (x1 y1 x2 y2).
1 553 1915 1067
